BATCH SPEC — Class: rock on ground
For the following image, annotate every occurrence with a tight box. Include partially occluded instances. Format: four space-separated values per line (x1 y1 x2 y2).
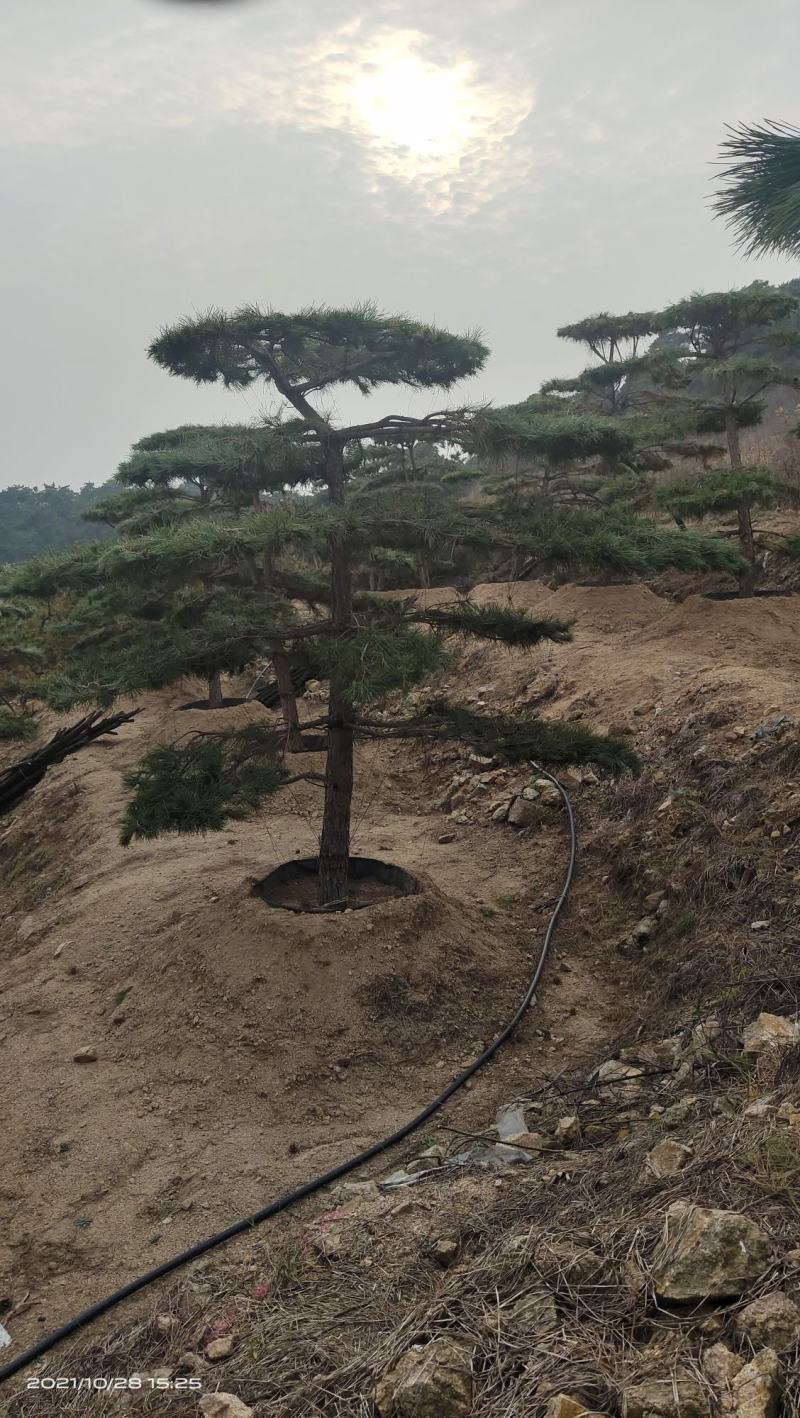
654 1202 771 1301
622 1375 711 1417
205 1335 235 1361
727 1348 782 1418
644 1138 692 1179
198 1396 254 1418
703 1343 745 1390
503 1288 557 1335
545 1395 607 1418
374 1337 473 1418
733 1291 800 1351
742 1013 798 1054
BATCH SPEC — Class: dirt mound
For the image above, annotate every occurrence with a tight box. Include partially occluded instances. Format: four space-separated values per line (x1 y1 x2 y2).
643 591 800 670
471 579 669 637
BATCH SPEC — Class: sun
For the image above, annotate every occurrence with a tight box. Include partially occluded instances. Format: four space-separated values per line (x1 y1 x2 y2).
350 46 475 160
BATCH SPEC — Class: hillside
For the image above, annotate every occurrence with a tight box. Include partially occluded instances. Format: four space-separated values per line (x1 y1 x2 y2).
3 581 800 1415
0 484 115 566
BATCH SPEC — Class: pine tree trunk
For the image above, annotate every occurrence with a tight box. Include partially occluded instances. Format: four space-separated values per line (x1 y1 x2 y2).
272 649 304 752
318 440 354 907
207 671 224 708
724 408 742 467
737 502 756 563
724 408 756 588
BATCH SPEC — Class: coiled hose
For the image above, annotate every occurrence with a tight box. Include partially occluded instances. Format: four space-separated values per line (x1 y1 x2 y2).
0 767 576 1387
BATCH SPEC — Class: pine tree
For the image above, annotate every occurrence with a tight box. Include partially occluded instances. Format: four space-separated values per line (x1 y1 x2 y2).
656 284 800 563
655 464 799 553
542 310 662 415
5 304 750 910
147 304 499 904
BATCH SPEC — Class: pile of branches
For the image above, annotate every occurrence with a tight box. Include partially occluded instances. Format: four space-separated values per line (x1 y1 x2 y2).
0 708 138 817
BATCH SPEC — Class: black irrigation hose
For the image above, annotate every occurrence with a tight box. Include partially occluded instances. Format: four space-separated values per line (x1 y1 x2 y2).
0 768 576 1388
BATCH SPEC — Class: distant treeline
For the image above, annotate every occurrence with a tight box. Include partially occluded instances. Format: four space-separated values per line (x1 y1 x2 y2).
0 482 116 564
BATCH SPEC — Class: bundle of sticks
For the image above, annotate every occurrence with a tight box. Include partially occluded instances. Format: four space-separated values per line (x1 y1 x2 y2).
0 708 138 817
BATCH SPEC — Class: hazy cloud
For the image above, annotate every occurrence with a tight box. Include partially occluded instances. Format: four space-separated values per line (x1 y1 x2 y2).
2 0 800 488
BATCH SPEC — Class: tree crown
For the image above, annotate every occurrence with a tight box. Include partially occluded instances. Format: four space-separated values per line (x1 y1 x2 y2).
149 304 489 405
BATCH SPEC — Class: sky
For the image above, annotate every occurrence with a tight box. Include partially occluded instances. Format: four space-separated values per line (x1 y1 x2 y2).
2 0 800 490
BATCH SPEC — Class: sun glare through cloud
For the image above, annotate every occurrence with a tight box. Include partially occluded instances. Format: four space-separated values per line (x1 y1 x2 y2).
338 32 534 209
219 27 535 214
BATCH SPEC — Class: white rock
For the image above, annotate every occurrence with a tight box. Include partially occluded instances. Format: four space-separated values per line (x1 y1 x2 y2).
554 1116 581 1146
205 1335 235 1361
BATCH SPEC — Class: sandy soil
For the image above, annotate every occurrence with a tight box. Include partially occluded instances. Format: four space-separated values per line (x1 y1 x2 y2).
4 580 800 1354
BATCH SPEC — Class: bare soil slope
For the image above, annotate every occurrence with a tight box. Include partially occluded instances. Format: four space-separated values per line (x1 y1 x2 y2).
4 582 800 1369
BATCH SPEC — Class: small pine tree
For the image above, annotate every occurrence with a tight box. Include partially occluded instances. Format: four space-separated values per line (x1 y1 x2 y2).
655 464 799 558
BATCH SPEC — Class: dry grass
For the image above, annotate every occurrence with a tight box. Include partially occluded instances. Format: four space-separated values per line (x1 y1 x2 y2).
8 1044 800 1418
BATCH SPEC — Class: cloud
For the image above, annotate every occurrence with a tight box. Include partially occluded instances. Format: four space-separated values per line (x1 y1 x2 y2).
216 26 534 214
0 10 534 215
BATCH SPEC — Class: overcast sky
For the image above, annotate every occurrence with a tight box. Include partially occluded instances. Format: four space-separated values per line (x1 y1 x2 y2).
2 0 800 490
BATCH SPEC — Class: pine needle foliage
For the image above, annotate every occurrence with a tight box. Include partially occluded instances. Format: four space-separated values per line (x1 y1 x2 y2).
5 544 105 599
656 465 796 521
396 701 640 774
0 711 38 742
119 726 288 844
149 304 489 395
416 600 573 647
470 405 637 465
496 501 746 577
713 121 800 259
307 625 447 707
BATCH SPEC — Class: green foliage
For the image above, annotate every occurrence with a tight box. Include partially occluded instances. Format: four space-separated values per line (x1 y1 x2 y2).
714 121 800 259
308 624 447 706
149 304 489 396
417 600 573 647
556 311 659 356
0 483 115 565
406 700 640 774
0 710 38 742
119 726 288 844
695 402 765 434
39 586 295 709
496 501 747 577
4 543 105 599
118 421 323 502
470 405 637 465
84 486 191 535
657 283 798 354
656 466 794 521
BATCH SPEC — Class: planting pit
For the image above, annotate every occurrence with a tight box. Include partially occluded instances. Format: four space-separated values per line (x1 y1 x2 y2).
253 855 421 912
